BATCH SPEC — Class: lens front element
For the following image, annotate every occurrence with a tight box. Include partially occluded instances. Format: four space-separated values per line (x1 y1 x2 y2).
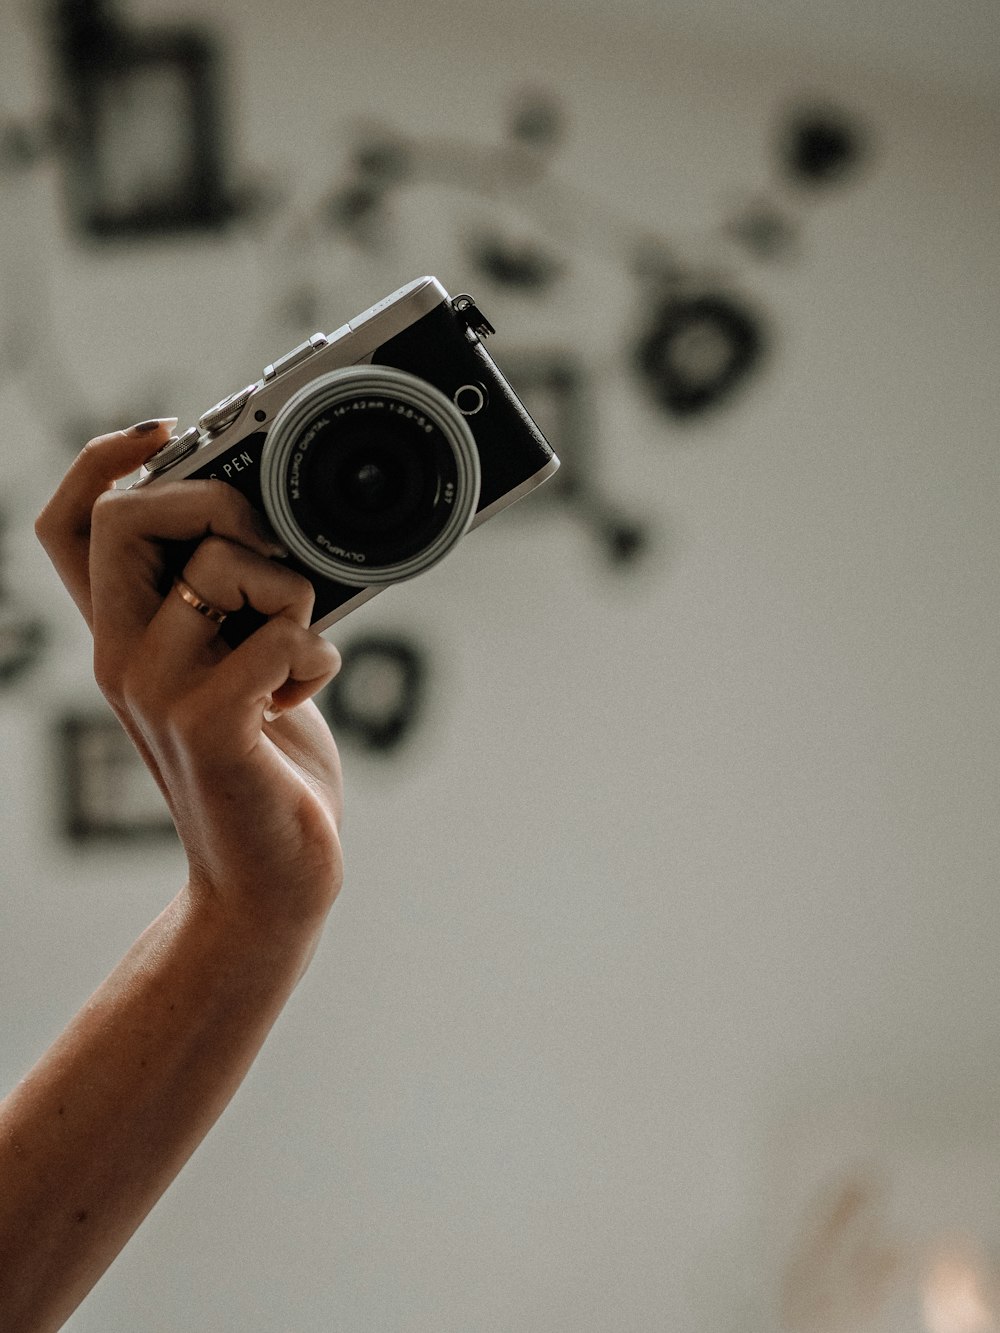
261 367 481 586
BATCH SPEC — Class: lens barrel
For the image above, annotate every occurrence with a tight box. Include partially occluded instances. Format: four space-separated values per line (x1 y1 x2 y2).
261 366 481 587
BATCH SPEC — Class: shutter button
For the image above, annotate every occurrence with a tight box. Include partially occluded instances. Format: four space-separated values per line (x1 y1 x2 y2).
141 426 201 476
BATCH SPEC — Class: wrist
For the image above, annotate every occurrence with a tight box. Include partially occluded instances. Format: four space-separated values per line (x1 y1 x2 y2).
175 805 343 945
177 877 332 988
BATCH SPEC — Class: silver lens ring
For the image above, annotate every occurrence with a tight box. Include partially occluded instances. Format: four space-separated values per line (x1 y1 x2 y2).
261 365 481 587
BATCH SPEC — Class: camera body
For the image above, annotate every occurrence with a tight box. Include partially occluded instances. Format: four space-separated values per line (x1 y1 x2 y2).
134 276 559 638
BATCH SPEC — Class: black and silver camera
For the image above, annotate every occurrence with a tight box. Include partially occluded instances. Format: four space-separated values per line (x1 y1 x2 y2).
134 276 559 637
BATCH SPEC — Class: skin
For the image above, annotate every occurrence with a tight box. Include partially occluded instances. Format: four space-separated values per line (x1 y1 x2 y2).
0 421 345 1331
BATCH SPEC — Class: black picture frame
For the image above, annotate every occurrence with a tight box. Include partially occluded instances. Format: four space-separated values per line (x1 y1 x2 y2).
318 635 429 756
53 3 232 239
59 712 176 843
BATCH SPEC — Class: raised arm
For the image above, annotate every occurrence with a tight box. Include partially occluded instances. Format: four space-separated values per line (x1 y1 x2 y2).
0 422 344 1331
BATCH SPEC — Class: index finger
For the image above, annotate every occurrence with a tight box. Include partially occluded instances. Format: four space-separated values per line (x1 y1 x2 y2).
35 420 177 624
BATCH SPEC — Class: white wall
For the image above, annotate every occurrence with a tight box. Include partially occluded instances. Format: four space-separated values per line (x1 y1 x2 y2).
1 1 998 1329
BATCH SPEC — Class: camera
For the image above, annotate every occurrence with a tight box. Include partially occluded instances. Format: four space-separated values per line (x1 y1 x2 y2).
134 276 559 639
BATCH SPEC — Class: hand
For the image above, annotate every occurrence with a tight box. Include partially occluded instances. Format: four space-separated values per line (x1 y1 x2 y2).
35 421 345 932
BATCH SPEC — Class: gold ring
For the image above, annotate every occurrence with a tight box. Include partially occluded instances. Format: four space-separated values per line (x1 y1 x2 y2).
172 576 230 625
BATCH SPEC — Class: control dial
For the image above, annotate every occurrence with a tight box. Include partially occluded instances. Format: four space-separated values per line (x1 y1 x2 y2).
198 384 258 434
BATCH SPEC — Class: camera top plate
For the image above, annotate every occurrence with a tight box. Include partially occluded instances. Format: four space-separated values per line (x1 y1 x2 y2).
346 276 449 346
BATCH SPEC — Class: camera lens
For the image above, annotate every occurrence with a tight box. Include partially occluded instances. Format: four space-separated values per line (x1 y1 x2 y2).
300 417 453 556
260 366 481 586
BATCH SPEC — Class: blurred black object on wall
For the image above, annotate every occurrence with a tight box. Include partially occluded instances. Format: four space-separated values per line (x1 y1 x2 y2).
319 634 429 756
49 0 235 238
633 290 768 419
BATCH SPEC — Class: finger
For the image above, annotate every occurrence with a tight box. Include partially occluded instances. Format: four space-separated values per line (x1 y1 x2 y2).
89 481 289 653
183 618 342 755
264 700 344 828
42 420 179 538
230 618 341 719
145 539 316 675
270 698 344 796
35 420 177 623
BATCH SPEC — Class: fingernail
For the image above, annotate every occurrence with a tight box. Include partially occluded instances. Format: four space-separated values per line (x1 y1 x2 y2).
129 417 178 434
263 697 284 723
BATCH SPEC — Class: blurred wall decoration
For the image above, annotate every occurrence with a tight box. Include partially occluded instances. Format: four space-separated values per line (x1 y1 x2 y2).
5 8 870 434
274 91 868 557
318 633 429 756
59 710 177 841
0 0 869 751
48 0 234 238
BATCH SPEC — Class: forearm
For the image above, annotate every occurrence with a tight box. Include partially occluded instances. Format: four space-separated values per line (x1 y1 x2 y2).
0 886 326 1332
